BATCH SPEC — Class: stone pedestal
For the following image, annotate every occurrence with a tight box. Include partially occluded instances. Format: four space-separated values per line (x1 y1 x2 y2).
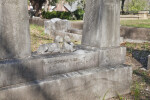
0 65 132 100
82 0 125 66
0 0 31 60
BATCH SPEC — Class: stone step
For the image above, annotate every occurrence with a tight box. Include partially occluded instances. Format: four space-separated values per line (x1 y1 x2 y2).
0 65 132 100
0 49 99 88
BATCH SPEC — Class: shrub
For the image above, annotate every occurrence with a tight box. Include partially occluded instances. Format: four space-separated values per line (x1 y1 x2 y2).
60 12 72 19
127 0 149 14
74 9 85 20
42 9 85 20
42 11 72 19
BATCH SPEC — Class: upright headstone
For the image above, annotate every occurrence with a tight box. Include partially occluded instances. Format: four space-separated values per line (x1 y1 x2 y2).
82 0 125 66
82 0 120 48
0 0 31 59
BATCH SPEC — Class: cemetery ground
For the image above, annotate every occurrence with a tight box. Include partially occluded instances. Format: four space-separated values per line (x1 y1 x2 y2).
30 24 150 100
30 24 53 52
121 19 150 28
113 42 150 100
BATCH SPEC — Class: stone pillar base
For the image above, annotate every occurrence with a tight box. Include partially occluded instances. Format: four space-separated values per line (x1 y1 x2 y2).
99 46 126 66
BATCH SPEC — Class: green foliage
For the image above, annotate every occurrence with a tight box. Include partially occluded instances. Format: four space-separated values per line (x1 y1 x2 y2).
77 0 85 10
102 90 109 100
29 0 59 16
133 82 141 100
117 93 128 100
99 90 109 100
65 0 76 5
127 0 148 13
28 0 30 5
42 11 72 20
121 19 150 28
117 93 124 100
74 9 85 20
65 0 75 3
30 24 53 51
42 9 84 20
60 12 72 19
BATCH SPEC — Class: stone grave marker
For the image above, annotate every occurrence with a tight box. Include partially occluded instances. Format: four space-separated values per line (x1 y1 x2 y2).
0 0 31 60
0 0 132 100
82 0 120 48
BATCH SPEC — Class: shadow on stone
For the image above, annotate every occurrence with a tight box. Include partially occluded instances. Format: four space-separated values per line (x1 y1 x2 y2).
0 27 53 100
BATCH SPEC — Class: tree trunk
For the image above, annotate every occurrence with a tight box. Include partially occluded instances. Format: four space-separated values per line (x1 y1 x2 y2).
45 0 50 12
121 0 125 14
29 0 46 16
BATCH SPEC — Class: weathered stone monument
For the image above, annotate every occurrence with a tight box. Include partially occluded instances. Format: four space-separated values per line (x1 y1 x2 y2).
0 0 132 100
83 0 126 67
0 0 31 59
44 18 82 43
83 0 120 48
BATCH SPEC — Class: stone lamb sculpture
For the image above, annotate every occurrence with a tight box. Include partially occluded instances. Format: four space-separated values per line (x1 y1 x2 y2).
37 36 63 54
62 36 75 53
37 35 75 54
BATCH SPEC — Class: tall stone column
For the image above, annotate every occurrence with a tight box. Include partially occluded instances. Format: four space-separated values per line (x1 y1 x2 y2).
0 0 31 59
82 0 120 48
82 0 125 66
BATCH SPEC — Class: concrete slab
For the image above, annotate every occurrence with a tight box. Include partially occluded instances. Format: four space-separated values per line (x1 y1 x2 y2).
0 48 99 88
77 45 126 66
99 46 126 66
0 65 132 100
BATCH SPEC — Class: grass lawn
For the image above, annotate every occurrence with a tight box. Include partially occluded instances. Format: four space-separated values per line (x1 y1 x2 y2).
30 24 53 52
30 24 81 52
122 42 150 51
121 19 150 28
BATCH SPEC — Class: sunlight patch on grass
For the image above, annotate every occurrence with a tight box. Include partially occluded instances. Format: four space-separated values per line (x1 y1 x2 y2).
121 42 150 51
30 24 53 52
121 19 150 28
